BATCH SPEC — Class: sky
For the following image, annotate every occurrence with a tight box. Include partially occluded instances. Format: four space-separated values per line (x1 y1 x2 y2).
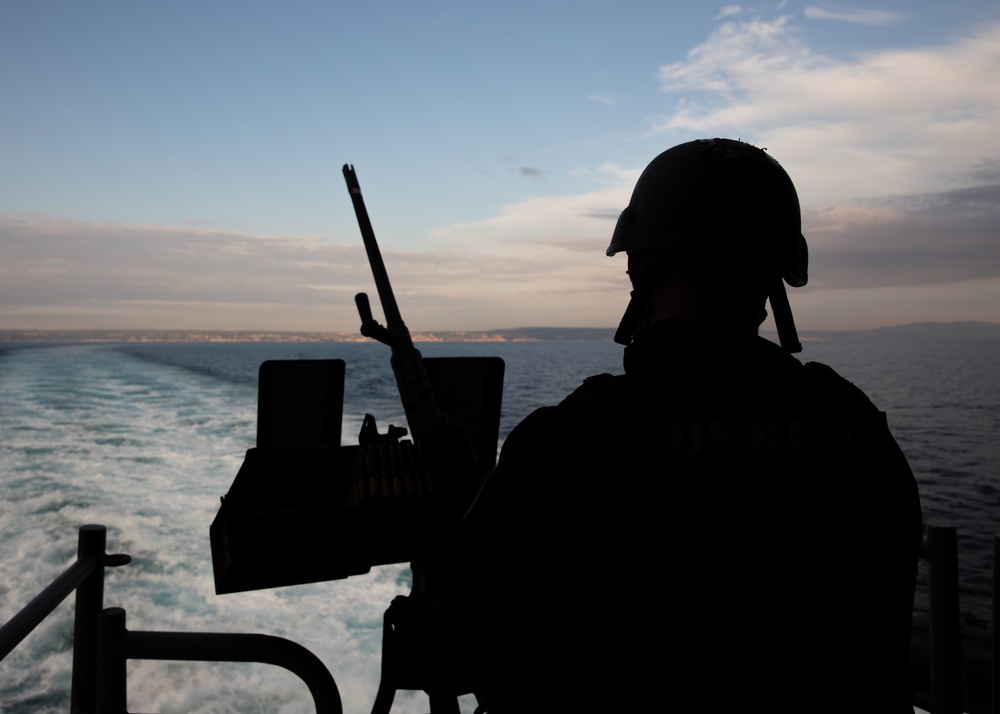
1 0 998 333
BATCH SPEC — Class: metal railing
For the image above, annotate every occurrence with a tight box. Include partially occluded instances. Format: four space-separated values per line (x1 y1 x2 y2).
0 524 341 714
3 523 998 713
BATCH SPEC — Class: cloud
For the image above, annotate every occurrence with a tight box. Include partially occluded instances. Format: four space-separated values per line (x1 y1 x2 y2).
0 210 631 332
965 159 1000 184
584 207 624 221
519 167 545 179
805 178 1000 289
0 218 366 329
0 218 359 303
434 162 1000 292
803 4 904 25
433 165 634 248
586 95 618 105
714 5 743 21
647 13 1000 305
655 18 1000 205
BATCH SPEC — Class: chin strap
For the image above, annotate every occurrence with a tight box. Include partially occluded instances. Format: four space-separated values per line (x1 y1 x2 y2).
769 278 802 353
614 257 670 346
613 290 644 345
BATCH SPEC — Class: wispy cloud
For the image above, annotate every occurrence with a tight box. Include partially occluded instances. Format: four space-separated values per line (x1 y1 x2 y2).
714 5 743 21
642 13 1000 326
434 165 634 248
655 19 1000 204
434 159 1000 291
0 209 630 331
965 158 1000 184
804 4 904 25
650 16 1000 316
0 218 364 328
712 5 743 20
805 179 1000 289
586 94 618 105
519 167 545 179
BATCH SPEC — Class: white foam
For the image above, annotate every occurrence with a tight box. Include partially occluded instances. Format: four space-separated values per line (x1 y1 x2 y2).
0 346 438 713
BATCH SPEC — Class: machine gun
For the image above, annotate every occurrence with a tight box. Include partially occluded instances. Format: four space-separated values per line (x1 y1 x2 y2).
343 164 443 446
210 167 504 595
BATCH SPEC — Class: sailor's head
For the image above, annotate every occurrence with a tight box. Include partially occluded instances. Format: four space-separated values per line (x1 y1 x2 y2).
608 138 808 351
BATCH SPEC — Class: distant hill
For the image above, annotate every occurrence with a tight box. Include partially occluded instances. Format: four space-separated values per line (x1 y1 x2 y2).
800 321 1000 343
1 321 997 344
475 327 617 342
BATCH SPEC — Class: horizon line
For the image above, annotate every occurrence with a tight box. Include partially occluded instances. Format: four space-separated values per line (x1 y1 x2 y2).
1 320 998 344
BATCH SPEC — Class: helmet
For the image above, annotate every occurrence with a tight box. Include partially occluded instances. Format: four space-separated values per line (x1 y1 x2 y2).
609 139 808 352
607 138 807 287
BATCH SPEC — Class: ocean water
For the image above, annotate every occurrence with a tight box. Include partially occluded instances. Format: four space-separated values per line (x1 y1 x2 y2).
0 337 997 712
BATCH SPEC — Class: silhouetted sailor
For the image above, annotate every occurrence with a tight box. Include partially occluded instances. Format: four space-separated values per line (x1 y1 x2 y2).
437 139 922 713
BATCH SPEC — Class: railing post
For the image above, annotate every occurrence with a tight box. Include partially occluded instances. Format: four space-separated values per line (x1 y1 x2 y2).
71 524 107 714
992 534 999 714
928 524 962 714
97 607 128 714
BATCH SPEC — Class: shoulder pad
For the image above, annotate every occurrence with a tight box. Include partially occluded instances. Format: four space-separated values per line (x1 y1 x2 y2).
802 361 838 379
581 372 615 387
558 371 645 411
559 372 619 405
802 361 879 412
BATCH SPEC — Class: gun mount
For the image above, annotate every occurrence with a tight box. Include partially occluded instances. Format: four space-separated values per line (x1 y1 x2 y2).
210 167 503 594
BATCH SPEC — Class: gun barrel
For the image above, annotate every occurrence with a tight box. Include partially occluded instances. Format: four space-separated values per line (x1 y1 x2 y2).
342 164 410 343
342 164 444 443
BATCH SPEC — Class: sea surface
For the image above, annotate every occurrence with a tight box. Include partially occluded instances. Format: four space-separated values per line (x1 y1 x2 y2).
0 337 997 713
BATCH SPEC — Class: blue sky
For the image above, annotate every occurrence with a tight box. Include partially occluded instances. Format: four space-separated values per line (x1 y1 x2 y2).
2 0 998 332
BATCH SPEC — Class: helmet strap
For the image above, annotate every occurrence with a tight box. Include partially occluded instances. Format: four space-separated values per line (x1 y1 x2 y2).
613 290 644 345
613 255 669 346
768 279 802 353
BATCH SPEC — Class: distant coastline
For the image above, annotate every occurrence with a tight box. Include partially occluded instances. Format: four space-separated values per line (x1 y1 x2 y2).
801 320 1000 343
1 321 998 344
0 327 617 344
